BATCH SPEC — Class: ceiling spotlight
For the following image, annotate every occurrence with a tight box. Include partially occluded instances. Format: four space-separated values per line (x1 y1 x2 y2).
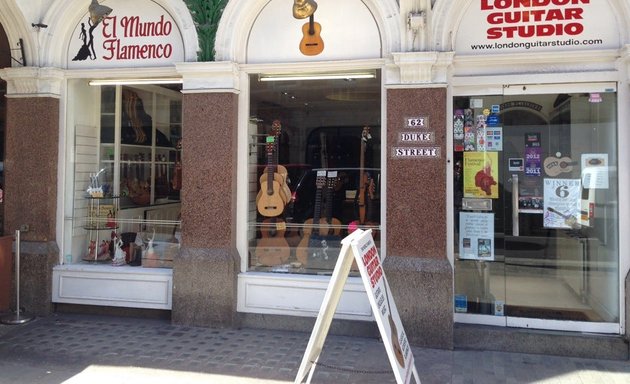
89 0 113 27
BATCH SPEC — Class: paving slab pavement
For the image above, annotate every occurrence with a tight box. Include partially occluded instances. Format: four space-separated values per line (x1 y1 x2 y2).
0 313 629 384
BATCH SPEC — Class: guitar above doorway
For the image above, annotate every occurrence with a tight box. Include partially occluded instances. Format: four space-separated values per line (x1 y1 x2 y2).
299 14 324 56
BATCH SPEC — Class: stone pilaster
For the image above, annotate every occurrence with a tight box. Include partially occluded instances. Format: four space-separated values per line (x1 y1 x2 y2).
172 62 241 327
385 83 453 349
0 66 63 316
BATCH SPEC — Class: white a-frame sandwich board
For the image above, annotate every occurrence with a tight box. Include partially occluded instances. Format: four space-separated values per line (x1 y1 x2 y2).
294 229 420 384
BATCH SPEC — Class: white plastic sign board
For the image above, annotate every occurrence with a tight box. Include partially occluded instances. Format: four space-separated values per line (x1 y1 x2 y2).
294 229 420 384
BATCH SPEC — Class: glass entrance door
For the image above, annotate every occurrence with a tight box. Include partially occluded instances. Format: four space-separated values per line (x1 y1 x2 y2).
453 84 619 332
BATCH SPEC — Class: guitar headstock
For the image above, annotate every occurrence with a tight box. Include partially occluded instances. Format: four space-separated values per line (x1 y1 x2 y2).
315 170 326 189
361 126 372 143
326 171 338 190
265 136 276 154
271 120 282 137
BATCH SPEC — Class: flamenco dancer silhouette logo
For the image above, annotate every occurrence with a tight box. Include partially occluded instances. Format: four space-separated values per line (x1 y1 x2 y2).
72 0 113 61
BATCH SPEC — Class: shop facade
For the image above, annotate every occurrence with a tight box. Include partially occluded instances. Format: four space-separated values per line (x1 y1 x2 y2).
0 0 629 358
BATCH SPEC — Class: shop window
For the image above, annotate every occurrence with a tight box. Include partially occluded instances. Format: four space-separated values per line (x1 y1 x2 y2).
66 81 182 267
452 89 619 325
247 71 382 274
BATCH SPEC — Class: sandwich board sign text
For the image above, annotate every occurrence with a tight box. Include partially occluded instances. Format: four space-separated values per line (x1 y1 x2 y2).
294 229 420 384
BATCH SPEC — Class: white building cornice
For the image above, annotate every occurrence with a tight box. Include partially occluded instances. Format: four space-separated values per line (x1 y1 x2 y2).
388 51 454 85
176 61 240 94
0 67 65 98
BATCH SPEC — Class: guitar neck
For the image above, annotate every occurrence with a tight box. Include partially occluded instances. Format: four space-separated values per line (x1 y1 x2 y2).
313 187 323 223
325 181 334 221
266 151 274 195
320 133 328 168
274 132 281 167
358 136 367 204
308 14 315 35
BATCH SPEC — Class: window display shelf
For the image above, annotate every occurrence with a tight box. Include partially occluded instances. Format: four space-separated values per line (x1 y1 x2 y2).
83 196 120 263
98 85 182 209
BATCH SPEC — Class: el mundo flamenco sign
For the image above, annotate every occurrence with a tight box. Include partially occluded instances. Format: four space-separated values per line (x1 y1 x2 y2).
67 0 184 68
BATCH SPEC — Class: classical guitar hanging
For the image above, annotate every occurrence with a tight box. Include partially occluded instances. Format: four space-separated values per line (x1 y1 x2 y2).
299 14 324 56
257 140 288 217
270 120 291 202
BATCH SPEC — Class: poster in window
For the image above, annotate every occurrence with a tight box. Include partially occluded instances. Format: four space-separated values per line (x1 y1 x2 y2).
543 178 581 229
581 153 609 189
524 133 541 177
475 115 487 151
453 109 464 152
463 109 475 151
463 151 499 199
485 127 503 151
459 212 494 261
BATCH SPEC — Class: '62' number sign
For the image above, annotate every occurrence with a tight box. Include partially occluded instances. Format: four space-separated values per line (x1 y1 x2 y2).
405 116 429 128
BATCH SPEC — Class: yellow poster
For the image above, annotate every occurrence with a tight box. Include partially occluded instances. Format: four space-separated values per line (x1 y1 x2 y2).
464 152 499 199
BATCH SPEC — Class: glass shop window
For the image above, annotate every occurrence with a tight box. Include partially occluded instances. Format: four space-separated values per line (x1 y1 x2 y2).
65 80 182 268
247 71 382 274
452 89 619 324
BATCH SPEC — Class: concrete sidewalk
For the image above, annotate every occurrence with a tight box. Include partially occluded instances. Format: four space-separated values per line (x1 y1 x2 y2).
1 313 629 384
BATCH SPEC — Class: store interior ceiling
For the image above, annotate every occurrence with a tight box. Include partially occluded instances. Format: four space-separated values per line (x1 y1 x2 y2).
249 72 382 127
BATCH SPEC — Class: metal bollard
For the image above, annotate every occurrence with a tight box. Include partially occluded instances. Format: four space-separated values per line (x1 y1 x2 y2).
1 230 33 325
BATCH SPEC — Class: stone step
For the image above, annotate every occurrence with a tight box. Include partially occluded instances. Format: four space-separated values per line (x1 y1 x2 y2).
454 323 629 361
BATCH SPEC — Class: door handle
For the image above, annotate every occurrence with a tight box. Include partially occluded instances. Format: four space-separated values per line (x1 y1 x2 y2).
510 174 519 236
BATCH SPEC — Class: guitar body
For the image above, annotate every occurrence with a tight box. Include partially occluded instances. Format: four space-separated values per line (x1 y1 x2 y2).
255 218 290 266
277 165 291 199
263 165 291 203
258 172 290 205
257 178 285 217
299 20 324 56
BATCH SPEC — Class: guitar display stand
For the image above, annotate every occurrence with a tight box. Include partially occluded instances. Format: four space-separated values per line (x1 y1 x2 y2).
1 230 34 325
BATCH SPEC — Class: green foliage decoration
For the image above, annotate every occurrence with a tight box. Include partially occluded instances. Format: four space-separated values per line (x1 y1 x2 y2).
184 0 229 61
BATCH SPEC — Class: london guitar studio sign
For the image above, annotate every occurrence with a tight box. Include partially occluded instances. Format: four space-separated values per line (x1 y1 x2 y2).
456 0 619 53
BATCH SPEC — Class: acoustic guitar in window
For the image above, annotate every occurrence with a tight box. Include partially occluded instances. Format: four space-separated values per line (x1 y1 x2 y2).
270 120 291 202
299 14 324 56
257 140 289 217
